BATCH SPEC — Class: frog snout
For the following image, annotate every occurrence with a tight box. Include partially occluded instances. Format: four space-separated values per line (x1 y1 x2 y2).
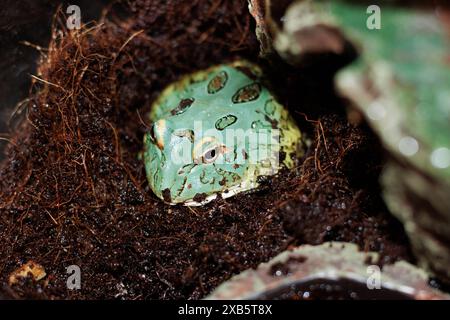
149 119 167 150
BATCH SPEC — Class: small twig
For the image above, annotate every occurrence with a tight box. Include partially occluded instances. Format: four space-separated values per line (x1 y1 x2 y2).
112 29 145 65
20 40 47 53
105 120 122 164
45 210 59 226
0 137 18 148
30 74 66 92
136 109 152 130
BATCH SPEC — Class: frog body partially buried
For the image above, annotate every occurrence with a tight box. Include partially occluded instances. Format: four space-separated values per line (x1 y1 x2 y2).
143 60 303 206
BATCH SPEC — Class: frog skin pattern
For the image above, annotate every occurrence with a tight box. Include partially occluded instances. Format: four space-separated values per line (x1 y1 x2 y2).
144 60 303 206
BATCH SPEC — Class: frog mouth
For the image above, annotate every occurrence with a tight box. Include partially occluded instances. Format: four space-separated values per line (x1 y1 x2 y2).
169 163 262 206
172 179 259 207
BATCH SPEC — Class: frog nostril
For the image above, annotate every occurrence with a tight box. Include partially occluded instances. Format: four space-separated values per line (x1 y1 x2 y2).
173 129 195 143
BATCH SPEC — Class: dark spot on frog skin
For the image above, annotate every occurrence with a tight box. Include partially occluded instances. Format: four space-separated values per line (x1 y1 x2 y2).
187 184 192 189
242 149 248 160
215 114 237 131
193 193 208 203
232 83 261 103
208 71 228 94
264 115 278 129
171 98 195 116
175 176 188 198
162 188 172 203
233 164 240 169
251 119 271 129
219 177 227 186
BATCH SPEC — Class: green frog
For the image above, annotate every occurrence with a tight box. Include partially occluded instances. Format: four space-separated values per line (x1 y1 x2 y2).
143 60 303 206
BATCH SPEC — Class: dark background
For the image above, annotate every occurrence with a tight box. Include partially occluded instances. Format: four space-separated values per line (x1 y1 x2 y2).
0 0 113 160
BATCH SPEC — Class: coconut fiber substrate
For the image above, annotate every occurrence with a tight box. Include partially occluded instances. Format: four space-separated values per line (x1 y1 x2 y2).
0 0 412 299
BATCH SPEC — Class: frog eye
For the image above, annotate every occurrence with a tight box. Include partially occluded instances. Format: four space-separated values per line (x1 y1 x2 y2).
203 147 219 163
193 137 228 164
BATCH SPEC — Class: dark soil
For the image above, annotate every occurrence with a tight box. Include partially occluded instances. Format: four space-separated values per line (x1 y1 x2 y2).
0 0 412 299
255 278 413 300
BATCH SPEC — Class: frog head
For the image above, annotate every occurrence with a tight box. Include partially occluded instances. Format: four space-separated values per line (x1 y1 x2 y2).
144 61 302 206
